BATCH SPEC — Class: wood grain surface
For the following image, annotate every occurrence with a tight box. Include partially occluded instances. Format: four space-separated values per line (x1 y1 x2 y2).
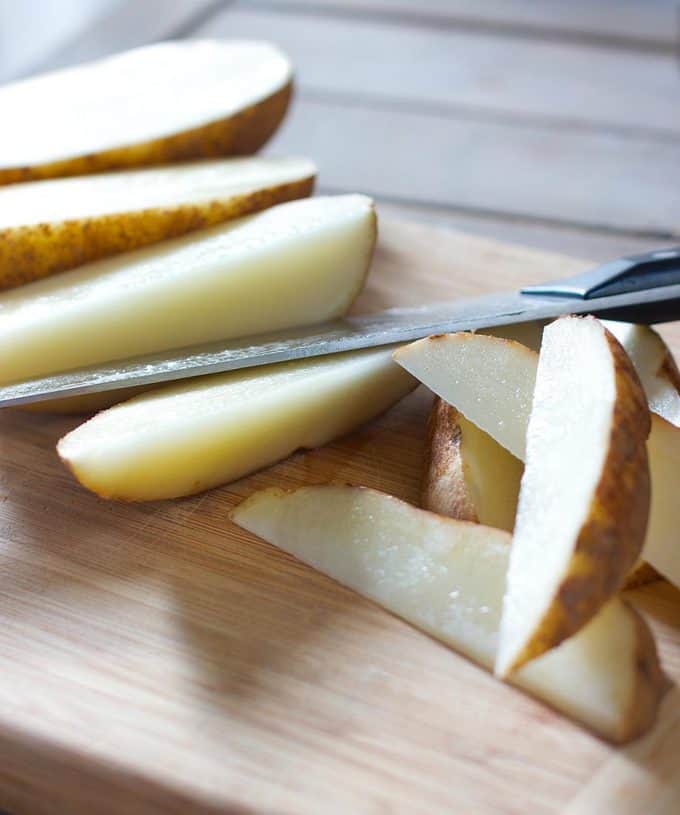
0 216 678 815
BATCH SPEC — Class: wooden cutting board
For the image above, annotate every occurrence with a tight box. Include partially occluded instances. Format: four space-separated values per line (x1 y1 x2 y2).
1 217 679 815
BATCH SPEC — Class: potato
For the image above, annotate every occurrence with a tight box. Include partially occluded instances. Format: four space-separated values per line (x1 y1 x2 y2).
396 324 680 591
58 348 417 501
495 316 650 676
422 397 522 531
0 195 375 386
232 484 666 743
0 157 315 290
0 41 292 185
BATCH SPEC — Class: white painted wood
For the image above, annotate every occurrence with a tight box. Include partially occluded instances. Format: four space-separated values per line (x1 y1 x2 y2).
376 202 671 263
200 5 680 134
246 0 680 49
265 97 680 235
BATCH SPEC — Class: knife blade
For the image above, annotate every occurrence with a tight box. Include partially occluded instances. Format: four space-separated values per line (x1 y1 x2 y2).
2 270 680 408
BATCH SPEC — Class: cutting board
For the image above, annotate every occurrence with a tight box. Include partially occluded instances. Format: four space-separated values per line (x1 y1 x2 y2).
1 217 679 815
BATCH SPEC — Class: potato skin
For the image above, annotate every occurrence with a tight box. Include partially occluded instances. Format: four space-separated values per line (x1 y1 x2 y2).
623 560 660 590
0 172 314 290
0 82 292 188
508 325 652 673
421 396 478 521
616 601 669 744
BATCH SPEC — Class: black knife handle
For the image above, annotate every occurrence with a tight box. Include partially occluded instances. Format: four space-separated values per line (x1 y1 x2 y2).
521 246 680 300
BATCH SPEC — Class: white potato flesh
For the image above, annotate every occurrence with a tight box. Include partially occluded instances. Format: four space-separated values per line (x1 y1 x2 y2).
0 195 375 384
58 348 416 501
232 485 654 741
602 321 680 426
646 415 680 587
496 318 620 676
0 40 291 169
0 156 315 228
457 414 523 532
394 333 538 459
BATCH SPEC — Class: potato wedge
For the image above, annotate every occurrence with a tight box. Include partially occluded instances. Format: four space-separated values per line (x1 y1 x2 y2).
394 332 538 459
645 414 680 587
58 347 417 501
422 393 656 588
231 484 665 743
0 195 375 386
0 40 292 185
496 316 649 676
422 397 522 531
0 156 315 290
398 325 680 590
602 321 680 426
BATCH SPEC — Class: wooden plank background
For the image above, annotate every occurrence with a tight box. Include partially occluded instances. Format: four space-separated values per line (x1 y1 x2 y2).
1 0 679 260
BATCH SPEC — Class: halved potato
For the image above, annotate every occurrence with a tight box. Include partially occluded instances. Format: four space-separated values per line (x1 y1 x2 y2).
422 397 522 531
0 40 292 185
231 484 665 743
0 195 375 385
58 347 417 501
496 317 649 676
0 156 315 290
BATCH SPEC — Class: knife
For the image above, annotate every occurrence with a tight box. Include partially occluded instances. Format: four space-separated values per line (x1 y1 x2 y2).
2 246 680 408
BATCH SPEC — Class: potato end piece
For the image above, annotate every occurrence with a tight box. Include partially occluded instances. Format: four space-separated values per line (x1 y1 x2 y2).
0 81 293 187
0 170 314 291
501 323 651 676
421 397 478 521
617 602 669 743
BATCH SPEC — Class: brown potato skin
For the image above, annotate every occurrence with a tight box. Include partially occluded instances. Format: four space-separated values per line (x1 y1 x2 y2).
0 172 313 291
616 601 669 743
659 346 680 394
421 396 478 521
508 325 652 673
623 560 661 590
0 81 292 187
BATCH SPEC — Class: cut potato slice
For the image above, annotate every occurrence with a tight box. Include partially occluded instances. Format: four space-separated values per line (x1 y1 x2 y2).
496 317 650 676
0 41 292 185
0 156 315 290
422 397 523 531
231 485 665 743
58 347 417 501
0 195 375 386
601 321 680 426
394 333 537 459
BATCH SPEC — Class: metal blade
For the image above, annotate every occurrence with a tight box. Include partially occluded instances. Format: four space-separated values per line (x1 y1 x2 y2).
3 283 680 408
